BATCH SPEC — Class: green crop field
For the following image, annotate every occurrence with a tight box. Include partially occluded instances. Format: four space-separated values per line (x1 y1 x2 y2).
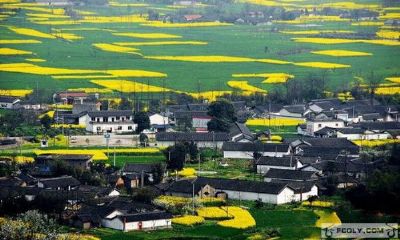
0 0 399 100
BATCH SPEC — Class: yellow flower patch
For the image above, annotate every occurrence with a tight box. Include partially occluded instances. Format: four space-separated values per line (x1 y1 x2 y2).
385 77 400 83
292 37 361 44
39 110 54 119
14 156 34 164
67 88 112 93
311 50 372 57
379 12 400 20
52 32 82 40
0 39 41 44
217 206 256 229
0 89 33 97
197 207 232 219
302 200 334 208
172 215 204 226
338 92 354 101
376 30 400 39
351 21 384 26
105 70 166 78
352 139 400 147
246 118 305 126
51 124 85 129
26 13 69 18
227 81 267 93
293 62 351 69
233 73 294 83
49 104 73 109
0 47 32 55
35 149 108 160
145 55 255 62
187 91 232 102
8 26 56 39
93 43 142 55
177 167 196 177
375 86 400 95
314 210 341 228
25 58 46 62
114 41 208 46
112 32 182 39
91 80 171 93
141 21 232 28
362 39 400 46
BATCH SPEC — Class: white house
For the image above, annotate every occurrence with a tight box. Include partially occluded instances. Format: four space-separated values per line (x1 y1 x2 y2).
336 128 392 140
149 113 169 126
155 132 229 149
79 110 137 134
101 211 172 232
256 156 303 174
222 142 291 159
165 177 318 204
0 96 20 109
306 119 345 136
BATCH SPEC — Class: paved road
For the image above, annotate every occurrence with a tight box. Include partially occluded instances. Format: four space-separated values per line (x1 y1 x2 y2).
69 134 139 147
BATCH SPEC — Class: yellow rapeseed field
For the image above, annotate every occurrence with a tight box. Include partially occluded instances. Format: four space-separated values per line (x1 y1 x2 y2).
385 77 400 83
141 21 233 28
177 167 196 178
105 69 166 77
352 139 400 147
232 73 294 83
293 37 400 46
302 201 334 208
376 30 400 39
188 91 232 101
0 89 33 97
172 215 204 226
375 86 400 95
197 207 232 219
93 43 142 55
25 58 46 62
114 41 208 46
112 32 182 39
51 124 85 129
217 206 256 229
0 47 32 55
246 118 305 126
314 210 341 228
39 110 54 118
91 80 171 93
293 62 351 69
379 12 400 20
337 92 354 101
311 50 372 57
8 26 56 39
0 39 41 44
145 55 256 62
227 81 267 93
351 21 384 26
26 13 69 18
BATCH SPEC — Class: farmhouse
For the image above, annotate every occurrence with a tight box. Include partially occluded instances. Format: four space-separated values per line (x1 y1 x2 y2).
222 142 291 159
263 169 319 182
305 119 345 136
37 176 80 190
121 163 161 188
149 113 170 130
255 156 304 174
155 132 229 148
292 138 360 159
0 96 20 109
35 154 93 170
229 122 254 142
78 110 137 134
164 177 318 204
278 104 305 118
54 91 88 105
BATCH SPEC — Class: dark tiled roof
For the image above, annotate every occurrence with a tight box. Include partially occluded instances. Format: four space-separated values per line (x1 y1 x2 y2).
301 138 358 148
166 105 189 113
187 103 209 111
254 104 284 113
352 122 400 131
256 156 299 167
167 177 290 195
283 104 305 114
222 142 290 152
122 163 158 173
336 128 365 134
86 110 132 118
36 154 92 162
0 96 19 103
314 127 336 135
229 122 253 138
156 132 229 142
264 169 317 181
300 146 359 158
38 176 80 188
174 111 209 119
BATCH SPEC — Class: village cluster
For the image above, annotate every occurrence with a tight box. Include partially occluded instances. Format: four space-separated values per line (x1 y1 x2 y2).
0 90 399 234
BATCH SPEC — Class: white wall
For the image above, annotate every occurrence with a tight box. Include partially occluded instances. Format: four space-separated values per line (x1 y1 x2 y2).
215 188 279 204
150 114 169 126
157 141 223 149
306 121 344 135
87 122 137 134
337 132 362 140
256 161 302 174
101 218 171 231
224 150 289 159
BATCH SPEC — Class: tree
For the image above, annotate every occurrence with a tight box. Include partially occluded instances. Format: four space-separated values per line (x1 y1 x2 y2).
139 133 149 146
207 99 236 132
118 97 132 110
163 143 187 170
184 141 199 161
207 118 231 132
40 114 53 130
133 112 150 133
365 71 382 105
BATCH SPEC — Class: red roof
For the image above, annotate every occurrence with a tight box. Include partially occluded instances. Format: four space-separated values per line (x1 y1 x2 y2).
184 14 202 21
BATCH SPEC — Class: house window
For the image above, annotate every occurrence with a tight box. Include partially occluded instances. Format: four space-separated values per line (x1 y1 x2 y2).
96 127 101 131
91 117 95 121
335 123 338 126
96 118 100 122
111 118 115 122
318 124 322 127
128 126 132 130
116 116 120 120
118 126 122 130
103 117 108 122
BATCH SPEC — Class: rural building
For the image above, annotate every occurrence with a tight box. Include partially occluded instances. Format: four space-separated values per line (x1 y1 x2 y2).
291 138 360 159
256 156 304 174
305 119 345 136
222 142 291 159
155 132 229 148
164 177 318 204
229 122 254 142
37 176 80 190
121 163 161 188
54 91 88 104
278 104 305 118
263 169 319 182
35 154 93 169
0 96 20 109
79 110 137 133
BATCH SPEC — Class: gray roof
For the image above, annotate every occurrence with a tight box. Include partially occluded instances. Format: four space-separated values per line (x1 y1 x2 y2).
264 169 318 181
353 122 400 131
283 104 305 114
336 128 365 134
122 163 158 173
156 132 229 142
38 176 80 188
222 142 290 152
0 96 19 103
229 122 253 138
174 111 209 119
86 110 132 118
256 156 300 167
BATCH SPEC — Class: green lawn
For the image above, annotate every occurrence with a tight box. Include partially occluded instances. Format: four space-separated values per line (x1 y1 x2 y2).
102 155 166 167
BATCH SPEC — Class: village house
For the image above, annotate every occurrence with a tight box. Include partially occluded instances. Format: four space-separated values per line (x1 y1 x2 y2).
278 104 305 118
164 177 318 204
305 119 345 136
155 132 229 149
0 96 21 109
121 163 161 189
291 138 360 159
54 91 88 105
78 110 137 134
263 168 319 182
149 113 170 132
35 154 93 170
37 176 80 190
255 156 304 174
74 197 172 231
222 142 291 159
229 122 254 142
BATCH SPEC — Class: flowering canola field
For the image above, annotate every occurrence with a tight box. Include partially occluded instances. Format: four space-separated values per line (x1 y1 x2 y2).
227 81 267 94
246 118 305 126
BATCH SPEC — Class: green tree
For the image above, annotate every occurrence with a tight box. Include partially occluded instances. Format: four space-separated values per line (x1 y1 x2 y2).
207 99 236 132
163 143 187 170
118 97 133 110
40 114 53 130
134 112 150 133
